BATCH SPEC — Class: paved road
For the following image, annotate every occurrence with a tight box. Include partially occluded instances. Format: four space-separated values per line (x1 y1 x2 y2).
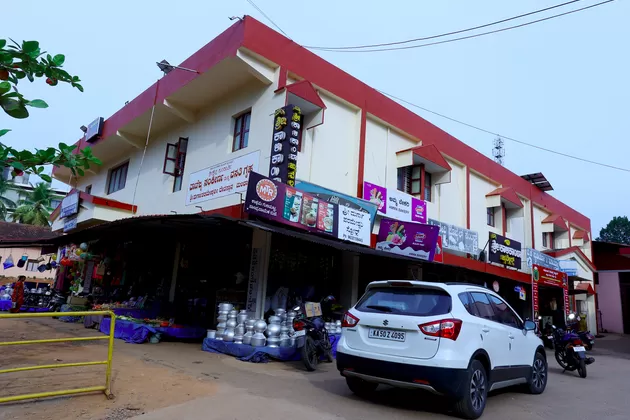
132 344 630 420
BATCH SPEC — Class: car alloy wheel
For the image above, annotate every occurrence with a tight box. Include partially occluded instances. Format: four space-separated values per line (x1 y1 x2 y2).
470 369 486 412
532 357 546 390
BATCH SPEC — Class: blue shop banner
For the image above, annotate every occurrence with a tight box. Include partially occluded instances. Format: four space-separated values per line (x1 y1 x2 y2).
295 180 378 229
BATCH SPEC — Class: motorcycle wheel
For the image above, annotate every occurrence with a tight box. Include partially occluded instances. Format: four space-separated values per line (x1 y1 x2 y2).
554 351 569 370
585 343 593 351
577 359 587 378
301 336 318 372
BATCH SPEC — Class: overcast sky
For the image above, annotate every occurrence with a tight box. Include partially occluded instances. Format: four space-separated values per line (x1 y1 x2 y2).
3 0 627 235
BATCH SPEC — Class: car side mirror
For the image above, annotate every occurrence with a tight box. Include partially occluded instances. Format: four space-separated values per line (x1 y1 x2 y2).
524 320 536 332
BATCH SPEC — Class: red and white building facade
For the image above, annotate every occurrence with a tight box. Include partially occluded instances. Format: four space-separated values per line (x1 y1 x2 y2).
50 17 596 326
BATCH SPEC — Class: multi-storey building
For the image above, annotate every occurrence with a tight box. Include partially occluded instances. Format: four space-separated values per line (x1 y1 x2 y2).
48 17 596 330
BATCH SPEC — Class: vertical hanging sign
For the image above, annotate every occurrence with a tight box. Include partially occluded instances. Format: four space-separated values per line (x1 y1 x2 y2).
269 104 303 186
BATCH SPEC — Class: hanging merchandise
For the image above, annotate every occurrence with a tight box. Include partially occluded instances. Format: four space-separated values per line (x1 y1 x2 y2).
17 254 28 268
37 264 47 273
96 261 105 277
3 254 14 270
80 243 88 251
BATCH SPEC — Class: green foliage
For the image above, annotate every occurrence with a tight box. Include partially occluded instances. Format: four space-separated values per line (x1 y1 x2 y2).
1 39 99 178
0 175 17 221
597 216 630 245
10 182 55 226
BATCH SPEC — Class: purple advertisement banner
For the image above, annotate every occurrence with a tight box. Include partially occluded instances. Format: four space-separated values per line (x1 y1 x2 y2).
376 218 440 261
363 181 427 224
244 172 372 246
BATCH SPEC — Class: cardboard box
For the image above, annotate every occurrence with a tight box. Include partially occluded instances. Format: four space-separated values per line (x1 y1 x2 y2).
304 302 322 317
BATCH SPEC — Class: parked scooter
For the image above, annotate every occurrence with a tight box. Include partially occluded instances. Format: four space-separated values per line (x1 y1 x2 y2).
551 314 595 378
292 295 336 372
47 290 67 313
565 315 595 351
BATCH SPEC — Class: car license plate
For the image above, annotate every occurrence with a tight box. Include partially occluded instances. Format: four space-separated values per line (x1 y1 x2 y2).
573 345 586 352
293 330 306 337
547 336 553 340
368 328 406 342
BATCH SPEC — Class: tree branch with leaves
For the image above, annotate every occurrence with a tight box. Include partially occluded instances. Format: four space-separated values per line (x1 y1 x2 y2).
0 38 101 182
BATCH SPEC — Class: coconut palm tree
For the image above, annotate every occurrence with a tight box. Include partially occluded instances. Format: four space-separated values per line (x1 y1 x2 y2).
11 182 54 226
0 176 17 221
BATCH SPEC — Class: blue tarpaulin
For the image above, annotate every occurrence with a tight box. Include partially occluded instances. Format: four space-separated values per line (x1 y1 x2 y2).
99 317 207 344
201 334 340 363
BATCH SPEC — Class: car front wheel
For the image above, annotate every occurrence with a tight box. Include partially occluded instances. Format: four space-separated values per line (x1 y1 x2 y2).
453 359 487 419
527 352 548 394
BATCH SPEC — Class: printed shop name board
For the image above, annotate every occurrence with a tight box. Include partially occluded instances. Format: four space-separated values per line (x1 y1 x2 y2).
428 219 478 255
375 218 440 262
245 172 372 246
532 264 567 288
269 105 303 186
60 192 79 218
488 232 522 268
186 150 260 206
526 248 561 271
363 181 427 224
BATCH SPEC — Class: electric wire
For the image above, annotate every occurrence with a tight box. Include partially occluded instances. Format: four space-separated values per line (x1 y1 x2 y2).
310 0 615 53
245 0 292 39
379 90 630 173
304 0 583 50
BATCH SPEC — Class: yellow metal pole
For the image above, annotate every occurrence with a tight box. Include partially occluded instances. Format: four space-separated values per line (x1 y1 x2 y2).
0 361 108 375
104 313 116 399
0 311 111 319
0 386 106 404
0 336 108 346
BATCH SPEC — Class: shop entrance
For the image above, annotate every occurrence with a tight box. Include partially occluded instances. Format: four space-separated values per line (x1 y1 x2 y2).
537 285 566 330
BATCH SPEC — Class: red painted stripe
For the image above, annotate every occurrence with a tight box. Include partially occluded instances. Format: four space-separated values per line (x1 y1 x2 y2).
466 167 470 229
443 253 530 284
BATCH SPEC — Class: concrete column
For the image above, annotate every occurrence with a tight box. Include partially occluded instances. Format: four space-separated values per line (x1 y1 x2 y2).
168 242 181 303
341 252 360 308
247 228 272 318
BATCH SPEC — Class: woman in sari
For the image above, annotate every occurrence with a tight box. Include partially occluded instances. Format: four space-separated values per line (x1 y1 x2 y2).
10 276 25 313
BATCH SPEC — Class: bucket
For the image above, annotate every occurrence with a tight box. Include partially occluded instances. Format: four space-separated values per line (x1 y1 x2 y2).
207 330 216 339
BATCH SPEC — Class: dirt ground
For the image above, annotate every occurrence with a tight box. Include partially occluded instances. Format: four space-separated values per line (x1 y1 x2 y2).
0 318 218 420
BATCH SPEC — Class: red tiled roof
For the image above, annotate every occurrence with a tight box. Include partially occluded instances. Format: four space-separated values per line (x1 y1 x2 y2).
544 246 596 271
573 230 588 240
0 221 59 243
486 187 524 208
542 214 568 230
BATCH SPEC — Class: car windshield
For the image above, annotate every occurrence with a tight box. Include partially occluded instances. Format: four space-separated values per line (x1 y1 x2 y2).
355 287 452 317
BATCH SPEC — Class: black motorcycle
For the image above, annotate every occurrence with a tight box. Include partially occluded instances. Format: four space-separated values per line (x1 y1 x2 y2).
550 323 594 378
292 296 336 371
47 290 67 312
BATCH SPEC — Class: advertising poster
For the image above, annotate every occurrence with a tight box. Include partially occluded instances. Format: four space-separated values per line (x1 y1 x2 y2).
434 235 444 263
428 218 478 255
244 172 371 246
526 248 561 271
488 232 522 268
186 150 260 206
363 181 427 223
375 218 440 261
268 105 303 186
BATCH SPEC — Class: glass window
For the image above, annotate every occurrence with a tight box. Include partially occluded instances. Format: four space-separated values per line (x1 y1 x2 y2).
487 208 495 227
470 292 498 322
107 162 128 194
542 233 548 248
488 294 522 329
355 287 452 316
85 185 92 195
26 260 38 272
458 292 479 316
424 172 432 202
173 138 188 192
232 111 251 152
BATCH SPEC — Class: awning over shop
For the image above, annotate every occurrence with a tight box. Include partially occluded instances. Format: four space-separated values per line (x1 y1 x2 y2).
0 221 59 248
541 214 568 233
572 283 595 295
277 80 326 129
396 144 452 185
485 187 523 209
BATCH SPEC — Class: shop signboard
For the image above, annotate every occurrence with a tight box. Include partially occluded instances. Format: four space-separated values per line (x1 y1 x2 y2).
244 172 372 246
296 180 378 229
363 181 427 223
269 105 303 186
60 192 79 218
488 232 522 268
186 150 259 206
428 219 478 255
532 264 569 320
375 218 440 262
532 282 539 318
525 248 561 271
559 259 579 277
433 235 444 263
63 215 77 232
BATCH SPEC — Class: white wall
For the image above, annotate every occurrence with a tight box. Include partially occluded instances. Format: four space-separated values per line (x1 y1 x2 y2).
469 172 500 243
533 206 551 250
597 272 624 333
434 158 466 226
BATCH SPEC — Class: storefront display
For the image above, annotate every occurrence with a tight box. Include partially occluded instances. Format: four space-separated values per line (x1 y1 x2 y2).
532 264 569 328
375 218 440 261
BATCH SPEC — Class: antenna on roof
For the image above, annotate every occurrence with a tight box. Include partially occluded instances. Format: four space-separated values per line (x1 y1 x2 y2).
493 137 505 166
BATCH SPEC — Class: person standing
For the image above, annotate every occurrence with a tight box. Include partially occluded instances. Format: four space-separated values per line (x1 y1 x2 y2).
10 276 25 313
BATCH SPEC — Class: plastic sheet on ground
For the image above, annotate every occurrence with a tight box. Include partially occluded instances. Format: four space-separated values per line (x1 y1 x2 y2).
99 317 207 344
58 304 86 322
201 334 340 363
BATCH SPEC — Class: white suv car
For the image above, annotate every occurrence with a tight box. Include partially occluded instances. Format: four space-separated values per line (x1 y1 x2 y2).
336 280 547 419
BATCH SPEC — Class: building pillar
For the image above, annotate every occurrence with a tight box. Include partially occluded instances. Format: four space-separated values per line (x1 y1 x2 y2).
247 228 272 318
168 242 181 303
341 252 360 308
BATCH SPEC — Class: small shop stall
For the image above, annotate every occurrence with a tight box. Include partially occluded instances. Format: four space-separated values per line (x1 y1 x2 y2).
532 264 569 330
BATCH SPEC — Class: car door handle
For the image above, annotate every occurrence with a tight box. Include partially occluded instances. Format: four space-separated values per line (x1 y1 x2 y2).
508 334 515 340
482 327 490 333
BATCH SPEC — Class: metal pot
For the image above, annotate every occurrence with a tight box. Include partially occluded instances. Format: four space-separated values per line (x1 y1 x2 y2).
207 330 216 339
268 315 281 325
237 310 248 325
250 335 266 347
228 309 238 318
253 319 267 333
226 318 237 329
222 329 235 342
265 322 281 338
218 302 233 312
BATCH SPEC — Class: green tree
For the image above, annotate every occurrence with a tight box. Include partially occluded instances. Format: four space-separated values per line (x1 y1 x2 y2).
10 182 54 226
0 174 17 220
597 216 630 245
1 38 100 180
